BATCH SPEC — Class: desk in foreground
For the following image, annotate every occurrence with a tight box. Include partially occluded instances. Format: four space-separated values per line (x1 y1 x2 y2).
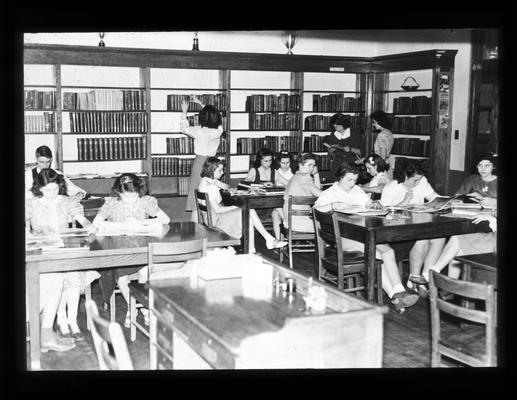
148 255 388 369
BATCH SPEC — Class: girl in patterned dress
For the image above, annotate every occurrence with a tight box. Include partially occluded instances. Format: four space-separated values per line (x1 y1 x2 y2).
26 169 96 351
91 173 171 328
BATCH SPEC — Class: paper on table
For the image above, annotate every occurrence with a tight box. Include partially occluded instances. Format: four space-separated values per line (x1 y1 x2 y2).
94 221 164 236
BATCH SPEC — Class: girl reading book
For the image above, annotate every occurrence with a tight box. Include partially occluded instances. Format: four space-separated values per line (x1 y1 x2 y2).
359 154 391 199
455 153 497 208
25 168 97 350
91 173 171 328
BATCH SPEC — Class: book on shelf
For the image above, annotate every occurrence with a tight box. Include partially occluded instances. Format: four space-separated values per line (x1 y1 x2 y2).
304 114 365 132
24 89 56 110
312 94 364 113
393 96 431 114
77 136 146 161
62 89 146 111
244 94 300 112
166 94 227 112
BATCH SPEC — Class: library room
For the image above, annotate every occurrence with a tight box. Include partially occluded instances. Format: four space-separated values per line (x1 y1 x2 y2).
20 28 503 377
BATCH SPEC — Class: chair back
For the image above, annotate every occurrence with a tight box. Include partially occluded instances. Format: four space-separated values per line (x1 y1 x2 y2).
194 189 214 229
85 300 134 370
429 271 497 367
148 238 208 279
313 208 344 279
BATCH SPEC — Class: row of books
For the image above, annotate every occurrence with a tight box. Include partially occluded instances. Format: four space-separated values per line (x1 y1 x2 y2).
391 138 431 157
244 94 301 112
236 135 301 154
303 134 328 152
312 94 364 112
166 137 195 154
187 114 228 132
68 112 148 133
392 96 431 114
248 113 300 130
314 154 331 172
63 90 146 111
152 156 194 176
390 115 431 134
24 90 56 110
76 137 147 161
177 176 190 196
166 94 227 112
304 114 366 131
25 112 55 133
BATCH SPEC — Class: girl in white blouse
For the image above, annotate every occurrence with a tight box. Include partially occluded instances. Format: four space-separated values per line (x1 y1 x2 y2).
359 154 391 198
380 159 446 296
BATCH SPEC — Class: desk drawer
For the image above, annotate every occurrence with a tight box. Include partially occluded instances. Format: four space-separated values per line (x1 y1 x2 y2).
172 309 235 369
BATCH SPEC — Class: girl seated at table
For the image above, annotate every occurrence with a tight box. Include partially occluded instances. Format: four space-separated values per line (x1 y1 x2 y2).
359 154 390 199
314 162 419 312
199 157 287 252
380 159 446 297
91 173 171 328
455 153 497 208
26 168 97 351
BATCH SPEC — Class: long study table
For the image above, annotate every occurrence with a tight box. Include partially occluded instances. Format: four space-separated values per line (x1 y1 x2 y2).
25 222 240 370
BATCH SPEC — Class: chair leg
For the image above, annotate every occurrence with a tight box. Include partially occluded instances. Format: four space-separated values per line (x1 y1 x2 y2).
85 284 92 331
129 294 137 342
376 262 383 305
110 292 116 323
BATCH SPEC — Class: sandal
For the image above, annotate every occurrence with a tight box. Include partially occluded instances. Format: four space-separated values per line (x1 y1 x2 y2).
266 239 288 250
407 275 429 298
408 274 428 285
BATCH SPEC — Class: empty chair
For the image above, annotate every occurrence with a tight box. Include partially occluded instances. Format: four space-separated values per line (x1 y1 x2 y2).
313 208 383 303
279 195 318 269
429 271 497 367
85 299 133 370
194 189 214 229
128 238 208 342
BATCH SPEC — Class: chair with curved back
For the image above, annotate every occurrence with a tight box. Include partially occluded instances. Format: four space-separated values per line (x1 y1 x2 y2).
194 189 214 229
313 208 383 303
85 299 133 370
429 271 497 367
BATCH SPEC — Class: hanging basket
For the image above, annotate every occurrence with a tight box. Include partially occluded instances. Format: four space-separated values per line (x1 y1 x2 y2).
401 76 420 91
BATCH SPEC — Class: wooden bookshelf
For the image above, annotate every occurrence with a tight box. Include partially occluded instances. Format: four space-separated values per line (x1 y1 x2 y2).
25 44 457 194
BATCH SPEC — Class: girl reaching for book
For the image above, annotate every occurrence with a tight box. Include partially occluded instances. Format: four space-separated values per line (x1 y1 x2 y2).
91 173 171 328
180 95 227 222
25 168 98 350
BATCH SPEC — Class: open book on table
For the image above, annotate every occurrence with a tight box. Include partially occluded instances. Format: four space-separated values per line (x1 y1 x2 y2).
94 220 164 237
332 202 389 216
403 195 460 213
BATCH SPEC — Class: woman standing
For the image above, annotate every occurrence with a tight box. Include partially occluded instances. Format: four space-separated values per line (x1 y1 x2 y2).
370 110 394 162
180 95 227 222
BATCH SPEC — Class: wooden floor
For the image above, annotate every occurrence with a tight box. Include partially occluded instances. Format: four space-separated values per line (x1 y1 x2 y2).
31 235 461 370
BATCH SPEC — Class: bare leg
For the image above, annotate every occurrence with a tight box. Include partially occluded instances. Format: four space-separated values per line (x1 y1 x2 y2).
41 274 64 329
447 260 463 279
409 240 430 277
422 236 460 280
64 286 81 327
250 209 275 243
271 208 284 241
376 244 405 298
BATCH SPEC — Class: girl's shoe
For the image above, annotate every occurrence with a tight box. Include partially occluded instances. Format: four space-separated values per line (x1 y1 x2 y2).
391 291 419 313
41 331 75 353
140 308 150 326
56 322 72 338
124 311 131 329
407 275 429 298
266 239 288 250
69 322 84 341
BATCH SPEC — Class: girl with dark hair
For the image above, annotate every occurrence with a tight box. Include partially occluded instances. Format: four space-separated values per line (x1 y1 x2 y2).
91 173 171 328
380 159 445 297
25 168 96 351
180 95 227 221
359 153 391 197
455 153 497 208
198 157 287 252
323 113 365 179
370 110 394 162
245 148 276 184
314 163 419 312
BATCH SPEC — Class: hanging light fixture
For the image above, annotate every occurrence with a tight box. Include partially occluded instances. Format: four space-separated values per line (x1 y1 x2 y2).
281 31 298 55
98 32 106 47
192 31 199 51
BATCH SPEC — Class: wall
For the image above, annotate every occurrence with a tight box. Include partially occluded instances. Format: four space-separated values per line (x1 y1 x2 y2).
24 29 472 172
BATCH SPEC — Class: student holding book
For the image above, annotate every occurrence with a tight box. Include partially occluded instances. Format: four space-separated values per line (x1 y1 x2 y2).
180 95 227 222
323 113 364 179
91 173 171 328
25 145 86 200
314 162 419 312
198 157 287 252
380 159 445 297
455 153 497 208
25 168 97 351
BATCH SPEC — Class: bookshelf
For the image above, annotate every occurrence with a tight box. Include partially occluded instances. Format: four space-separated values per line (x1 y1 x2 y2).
24 44 457 197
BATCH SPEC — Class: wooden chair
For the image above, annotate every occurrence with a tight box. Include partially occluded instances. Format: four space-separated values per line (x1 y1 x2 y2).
194 189 214 229
128 238 208 342
313 208 384 304
429 271 497 367
279 196 318 269
85 300 134 370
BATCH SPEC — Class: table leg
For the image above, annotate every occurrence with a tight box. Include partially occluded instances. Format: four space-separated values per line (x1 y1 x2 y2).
149 289 157 370
241 203 250 254
365 231 377 303
26 267 41 370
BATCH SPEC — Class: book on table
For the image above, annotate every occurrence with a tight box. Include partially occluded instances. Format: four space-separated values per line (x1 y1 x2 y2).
332 202 389 216
237 182 285 194
403 195 459 213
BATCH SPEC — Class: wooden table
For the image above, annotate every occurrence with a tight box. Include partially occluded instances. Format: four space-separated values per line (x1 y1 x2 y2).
222 191 284 253
335 211 489 303
454 252 497 288
148 254 387 369
25 222 240 370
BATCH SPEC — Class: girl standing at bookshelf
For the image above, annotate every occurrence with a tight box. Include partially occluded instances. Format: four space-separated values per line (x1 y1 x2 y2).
91 173 171 328
199 157 287 252
380 159 446 297
370 111 394 163
455 153 497 208
314 162 419 312
180 95 227 222
359 154 391 199
25 168 97 351
323 113 364 179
